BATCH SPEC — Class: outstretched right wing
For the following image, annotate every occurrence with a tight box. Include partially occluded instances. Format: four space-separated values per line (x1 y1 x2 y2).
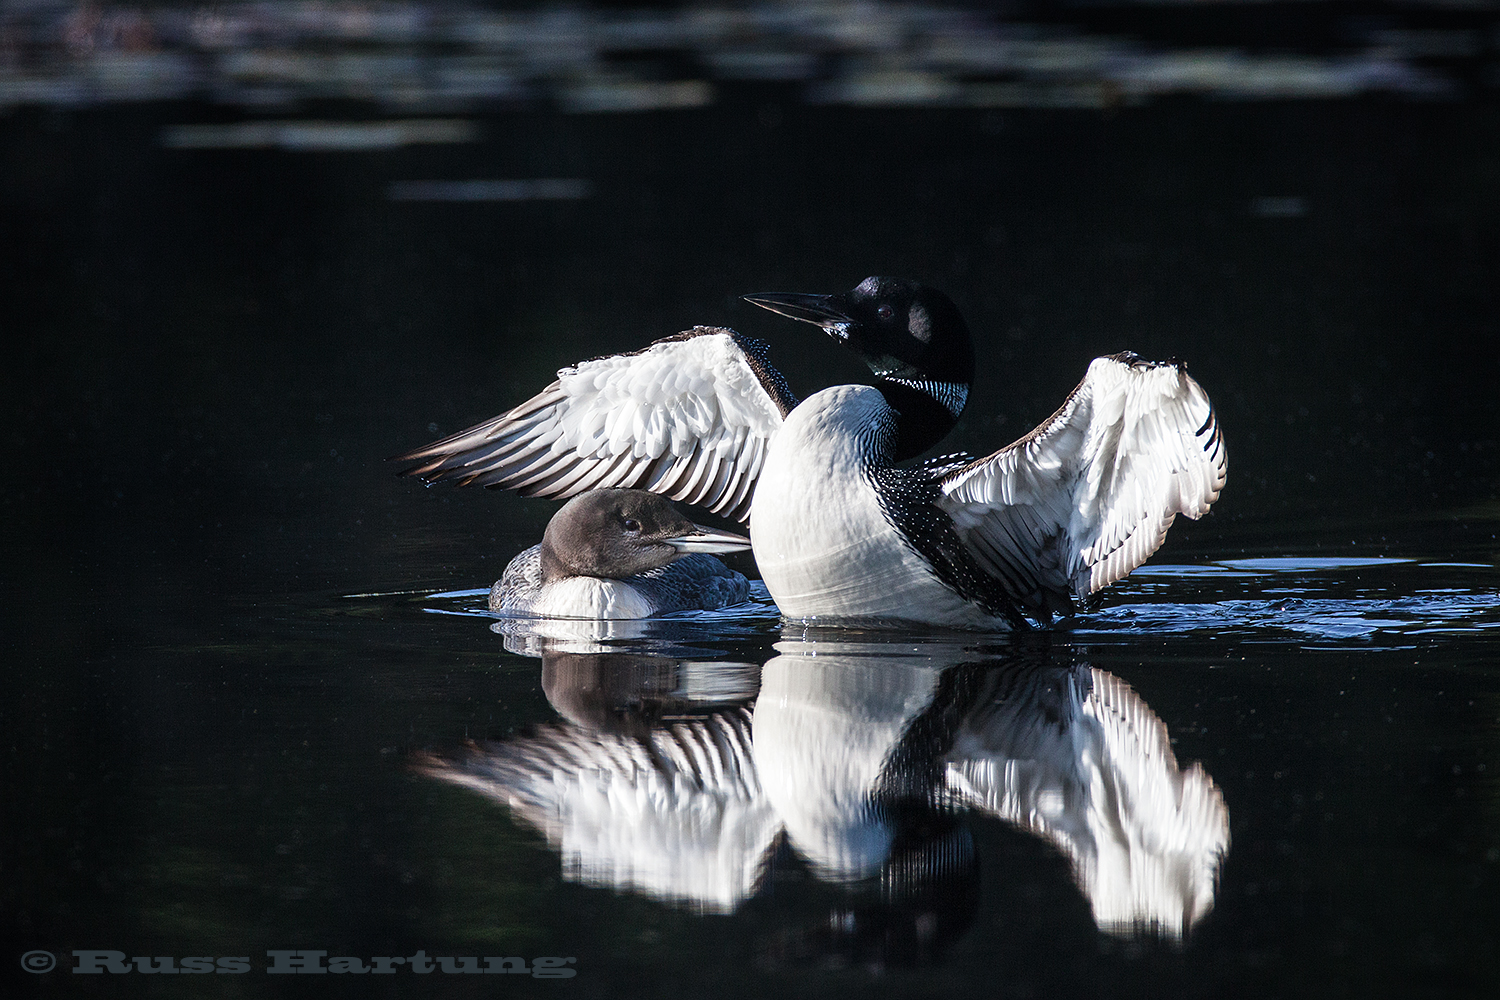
395 327 796 522
938 353 1226 616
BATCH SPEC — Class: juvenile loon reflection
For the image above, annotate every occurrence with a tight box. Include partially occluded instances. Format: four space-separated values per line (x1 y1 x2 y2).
488 595 779 658
418 637 1228 941
539 651 761 737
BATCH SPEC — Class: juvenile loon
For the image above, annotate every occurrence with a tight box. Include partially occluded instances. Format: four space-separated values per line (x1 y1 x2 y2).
492 489 753 619
398 277 1226 629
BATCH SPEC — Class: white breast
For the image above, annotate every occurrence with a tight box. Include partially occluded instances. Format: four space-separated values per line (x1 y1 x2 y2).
749 385 996 627
528 577 658 619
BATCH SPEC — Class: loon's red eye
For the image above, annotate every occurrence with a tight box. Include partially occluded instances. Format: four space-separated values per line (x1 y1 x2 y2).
877 304 895 321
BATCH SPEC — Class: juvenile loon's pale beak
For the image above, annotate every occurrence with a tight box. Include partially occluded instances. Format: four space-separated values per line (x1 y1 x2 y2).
743 292 854 339
665 524 753 555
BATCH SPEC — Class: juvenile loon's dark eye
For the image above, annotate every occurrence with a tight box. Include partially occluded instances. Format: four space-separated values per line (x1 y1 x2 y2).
877 304 895 321
622 518 642 533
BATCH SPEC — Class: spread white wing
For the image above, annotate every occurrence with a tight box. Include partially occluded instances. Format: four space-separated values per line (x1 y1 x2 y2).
396 327 796 522
939 353 1226 614
943 666 1229 939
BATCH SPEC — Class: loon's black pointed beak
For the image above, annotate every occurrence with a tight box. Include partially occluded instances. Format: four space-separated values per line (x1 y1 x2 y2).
743 292 855 340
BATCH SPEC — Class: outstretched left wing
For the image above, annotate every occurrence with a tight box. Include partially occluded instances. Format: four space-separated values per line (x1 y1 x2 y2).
938 353 1226 617
395 327 796 522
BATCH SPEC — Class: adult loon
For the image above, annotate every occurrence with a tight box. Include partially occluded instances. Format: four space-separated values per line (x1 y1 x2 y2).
492 489 753 619
398 277 1226 629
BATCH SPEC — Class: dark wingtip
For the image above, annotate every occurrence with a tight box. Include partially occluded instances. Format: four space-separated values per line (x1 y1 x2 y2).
389 456 429 478
387 447 421 466
388 452 451 482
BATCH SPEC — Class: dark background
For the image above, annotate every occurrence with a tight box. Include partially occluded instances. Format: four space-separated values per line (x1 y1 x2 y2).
6 94 1497 621
3 2 1500 997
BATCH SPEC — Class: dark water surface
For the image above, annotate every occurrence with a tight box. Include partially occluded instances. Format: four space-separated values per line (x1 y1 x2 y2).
5 86 1500 998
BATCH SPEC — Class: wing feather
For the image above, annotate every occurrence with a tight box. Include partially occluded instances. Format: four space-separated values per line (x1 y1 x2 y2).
939 353 1226 607
725 436 763 519
395 327 795 522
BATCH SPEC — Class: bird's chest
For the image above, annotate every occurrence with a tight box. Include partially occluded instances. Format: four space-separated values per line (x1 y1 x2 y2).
749 387 965 622
529 577 656 619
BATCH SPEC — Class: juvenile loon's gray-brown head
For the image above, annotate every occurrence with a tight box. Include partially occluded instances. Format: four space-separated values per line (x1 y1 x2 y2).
538 489 751 583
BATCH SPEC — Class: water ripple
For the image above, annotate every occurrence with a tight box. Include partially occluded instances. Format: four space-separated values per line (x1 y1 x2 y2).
1084 559 1499 643
406 560 1498 646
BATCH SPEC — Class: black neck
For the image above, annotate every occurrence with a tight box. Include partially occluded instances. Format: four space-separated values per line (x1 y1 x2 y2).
877 380 966 461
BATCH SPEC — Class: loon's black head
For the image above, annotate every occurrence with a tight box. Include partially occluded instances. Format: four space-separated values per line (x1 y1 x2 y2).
539 489 751 583
744 277 975 458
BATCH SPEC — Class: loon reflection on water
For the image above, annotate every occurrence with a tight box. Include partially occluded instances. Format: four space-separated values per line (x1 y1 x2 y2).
397 276 1226 629
416 636 1229 948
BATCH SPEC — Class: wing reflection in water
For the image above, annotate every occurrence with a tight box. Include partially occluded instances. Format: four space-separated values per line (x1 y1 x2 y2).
418 650 777 913
941 657 1229 939
417 629 1228 948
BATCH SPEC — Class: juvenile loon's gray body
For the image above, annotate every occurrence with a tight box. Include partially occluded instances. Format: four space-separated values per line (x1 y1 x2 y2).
492 545 750 619
489 489 752 620
399 277 1227 629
